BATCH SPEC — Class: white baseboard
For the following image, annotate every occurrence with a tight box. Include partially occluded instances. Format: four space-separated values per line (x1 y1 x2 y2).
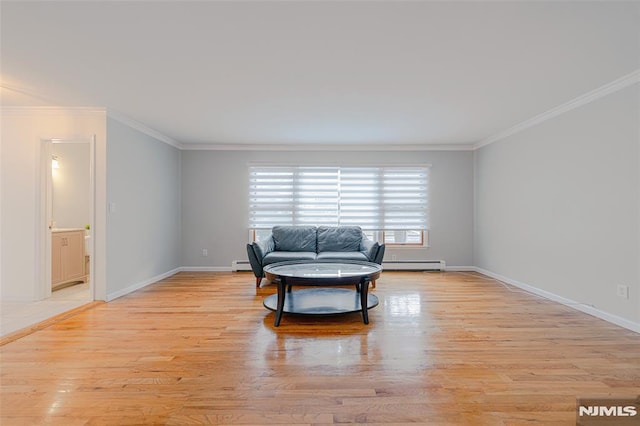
180 266 233 272
103 264 639 334
474 267 640 334
105 266 235 301
106 267 182 302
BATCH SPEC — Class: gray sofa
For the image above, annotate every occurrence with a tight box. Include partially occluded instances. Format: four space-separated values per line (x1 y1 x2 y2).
246 225 385 287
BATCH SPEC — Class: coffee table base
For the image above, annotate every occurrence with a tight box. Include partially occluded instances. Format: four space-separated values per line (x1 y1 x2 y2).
263 288 379 323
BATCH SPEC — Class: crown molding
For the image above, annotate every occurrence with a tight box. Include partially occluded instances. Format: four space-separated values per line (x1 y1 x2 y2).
180 142 474 151
10 70 637 152
107 109 184 150
474 69 640 150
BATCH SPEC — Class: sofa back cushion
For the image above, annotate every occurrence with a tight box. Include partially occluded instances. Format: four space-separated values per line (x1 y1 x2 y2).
317 226 362 252
272 226 317 252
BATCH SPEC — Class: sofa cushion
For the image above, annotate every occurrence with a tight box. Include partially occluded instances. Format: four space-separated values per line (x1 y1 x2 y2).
317 226 362 252
263 251 317 265
316 251 369 262
272 226 317 252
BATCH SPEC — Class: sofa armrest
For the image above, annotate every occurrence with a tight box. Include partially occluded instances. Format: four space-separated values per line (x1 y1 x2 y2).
373 244 385 264
246 244 263 279
252 235 275 261
360 238 380 262
246 235 275 278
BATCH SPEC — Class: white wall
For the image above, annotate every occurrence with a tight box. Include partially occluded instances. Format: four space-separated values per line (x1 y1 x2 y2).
0 108 107 301
3 94 635 334
105 117 182 299
181 149 474 269
474 84 640 327
52 143 91 229
0 110 182 303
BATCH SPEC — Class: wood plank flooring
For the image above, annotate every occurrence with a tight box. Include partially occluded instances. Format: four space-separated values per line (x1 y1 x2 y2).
1 271 638 425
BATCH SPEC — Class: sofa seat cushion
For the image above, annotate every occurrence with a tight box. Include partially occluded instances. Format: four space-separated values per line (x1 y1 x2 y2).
272 226 317 252
317 226 362 252
316 251 369 262
263 251 317 265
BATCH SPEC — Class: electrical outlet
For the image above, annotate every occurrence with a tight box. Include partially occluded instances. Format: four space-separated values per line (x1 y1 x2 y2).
616 284 629 299
202 249 208 257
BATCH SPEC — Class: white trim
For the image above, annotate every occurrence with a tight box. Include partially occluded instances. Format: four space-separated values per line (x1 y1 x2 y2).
6 71 638 153
475 69 640 149
104 266 234 302
474 267 640 334
99 264 638 333
181 143 474 152
107 110 184 150
88 136 97 302
180 266 233 272
37 140 51 301
105 268 181 302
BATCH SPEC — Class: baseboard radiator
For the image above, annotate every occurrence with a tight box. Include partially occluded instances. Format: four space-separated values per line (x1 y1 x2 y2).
232 260 253 272
382 260 446 271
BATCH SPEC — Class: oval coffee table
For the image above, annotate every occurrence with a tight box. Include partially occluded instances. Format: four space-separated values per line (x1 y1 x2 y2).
263 261 382 327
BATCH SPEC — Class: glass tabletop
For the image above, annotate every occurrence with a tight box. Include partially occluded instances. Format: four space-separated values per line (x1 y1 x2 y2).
264 261 382 279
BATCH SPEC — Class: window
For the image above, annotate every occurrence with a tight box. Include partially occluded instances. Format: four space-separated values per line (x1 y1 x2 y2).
249 166 429 245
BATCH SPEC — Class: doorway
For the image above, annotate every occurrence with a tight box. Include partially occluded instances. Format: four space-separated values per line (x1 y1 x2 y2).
47 138 94 303
0 137 97 338
46 138 95 301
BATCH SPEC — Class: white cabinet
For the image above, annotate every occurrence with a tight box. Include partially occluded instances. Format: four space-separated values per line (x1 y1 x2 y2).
52 229 86 290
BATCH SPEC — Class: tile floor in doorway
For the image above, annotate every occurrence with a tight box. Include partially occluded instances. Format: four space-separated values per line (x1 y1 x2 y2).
0 282 91 337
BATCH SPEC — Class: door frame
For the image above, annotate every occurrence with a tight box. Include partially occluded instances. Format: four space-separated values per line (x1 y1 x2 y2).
39 136 96 301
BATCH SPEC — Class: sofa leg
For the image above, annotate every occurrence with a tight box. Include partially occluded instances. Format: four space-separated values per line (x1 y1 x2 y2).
256 277 262 287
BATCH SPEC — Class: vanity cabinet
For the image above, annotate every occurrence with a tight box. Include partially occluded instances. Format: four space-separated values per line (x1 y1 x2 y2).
52 229 86 290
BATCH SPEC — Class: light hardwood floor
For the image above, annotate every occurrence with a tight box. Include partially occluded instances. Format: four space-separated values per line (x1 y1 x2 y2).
1 271 638 425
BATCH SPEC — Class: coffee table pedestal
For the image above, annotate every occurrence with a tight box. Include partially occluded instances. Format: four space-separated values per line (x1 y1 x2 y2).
263 287 379 324
263 261 382 327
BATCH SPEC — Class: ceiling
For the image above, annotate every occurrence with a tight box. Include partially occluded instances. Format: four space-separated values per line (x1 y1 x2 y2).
1 1 638 149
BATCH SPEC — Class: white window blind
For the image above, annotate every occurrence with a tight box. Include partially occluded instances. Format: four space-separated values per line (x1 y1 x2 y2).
249 166 429 231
